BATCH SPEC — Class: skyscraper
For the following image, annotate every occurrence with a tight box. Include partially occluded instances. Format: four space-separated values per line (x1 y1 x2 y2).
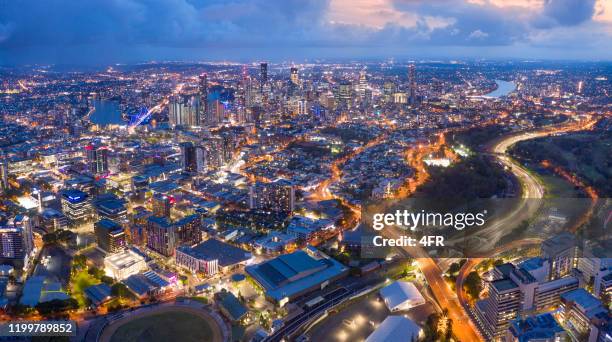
0 158 8 192
338 80 352 106
290 67 299 85
408 64 417 105
169 95 200 127
358 70 368 100
199 73 208 123
236 66 249 123
61 189 93 226
180 142 206 174
260 62 268 92
85 143 109 175
0 215 34 266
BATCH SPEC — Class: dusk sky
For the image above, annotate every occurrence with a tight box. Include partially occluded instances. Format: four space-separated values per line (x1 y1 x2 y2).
1 0 612 65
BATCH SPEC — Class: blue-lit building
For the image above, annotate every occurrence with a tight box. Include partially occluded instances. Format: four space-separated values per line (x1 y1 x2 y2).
94 195 127 223
507 313 566 342
60 189 93 226
559 289 611 341
246 247 348 304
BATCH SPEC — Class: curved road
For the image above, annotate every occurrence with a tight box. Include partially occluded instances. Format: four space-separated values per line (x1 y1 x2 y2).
454 117 598 332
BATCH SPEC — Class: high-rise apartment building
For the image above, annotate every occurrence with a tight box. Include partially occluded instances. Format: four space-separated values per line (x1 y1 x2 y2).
260 62 268 90
0 215 34 266
94 218 126 254
85 143 109 175
180 142 206 174
249 179 295 213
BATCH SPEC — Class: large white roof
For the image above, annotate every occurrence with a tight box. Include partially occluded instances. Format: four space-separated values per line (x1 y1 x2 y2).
365 315 421 342
379 281 425 312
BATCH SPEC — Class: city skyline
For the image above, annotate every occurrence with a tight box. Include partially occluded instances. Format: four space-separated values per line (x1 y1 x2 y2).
1 0 612 65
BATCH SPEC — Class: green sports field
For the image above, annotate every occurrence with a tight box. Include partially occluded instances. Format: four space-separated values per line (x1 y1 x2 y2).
109 311 216 342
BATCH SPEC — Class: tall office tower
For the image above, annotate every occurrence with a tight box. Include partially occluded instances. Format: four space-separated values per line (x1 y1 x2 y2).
338 80 352 106
0 215 34 265
221 132 238 165
245 76 256 108
180 142 206 175
169 96 182 126
180 142 196 173
236 67 249 123
61 189 93 226
249 179 296 213
358 70 368 100
206 99 225 125
186 95 200 126
151 193 172 218
169 95 200 127
290 67 299 85
475 278 521 341
297 99 307 115
541 232 576 280
0 157 8 192
94 218 126 254
260 62 268 91
408 64 417 105
202 137 224 169
85 143 109 175
146 216 177 257
199 73 208 123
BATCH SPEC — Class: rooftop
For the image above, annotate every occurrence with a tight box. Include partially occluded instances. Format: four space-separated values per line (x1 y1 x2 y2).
246 248 348 301
379 281 426 311
217 291 248 321
61 189 88 204
509 313 565 342
176 238 251 267
561 288 606 318
491 278 519 293
96 218 123 232
365 316 421 342
84 283 112 306
105 249 146 269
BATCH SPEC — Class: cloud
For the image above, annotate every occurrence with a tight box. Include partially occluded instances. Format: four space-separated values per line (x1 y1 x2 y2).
0 0 610 65
468 29 489 39
541 0 597 26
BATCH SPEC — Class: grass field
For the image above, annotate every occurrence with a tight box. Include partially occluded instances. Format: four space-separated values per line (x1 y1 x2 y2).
109 311 216 342
70 270 98 307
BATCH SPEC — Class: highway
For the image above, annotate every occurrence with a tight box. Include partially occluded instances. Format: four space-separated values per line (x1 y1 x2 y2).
454 117 598 336
383 118 597 342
